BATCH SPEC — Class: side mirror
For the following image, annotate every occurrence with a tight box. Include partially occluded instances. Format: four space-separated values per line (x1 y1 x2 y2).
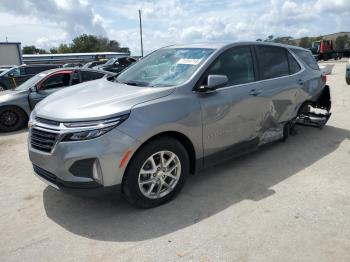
29 86 37 93
197 74 228 93
8 73 14 77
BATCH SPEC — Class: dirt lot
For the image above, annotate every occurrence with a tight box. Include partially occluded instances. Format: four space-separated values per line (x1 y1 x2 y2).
1 61 350 262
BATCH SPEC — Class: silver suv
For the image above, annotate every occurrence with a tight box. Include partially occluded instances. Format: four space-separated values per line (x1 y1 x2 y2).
28 42 331 208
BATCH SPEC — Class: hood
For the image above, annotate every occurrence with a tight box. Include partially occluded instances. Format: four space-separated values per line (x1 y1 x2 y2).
35 78 175 122
0 90 15 97
0 89 27 103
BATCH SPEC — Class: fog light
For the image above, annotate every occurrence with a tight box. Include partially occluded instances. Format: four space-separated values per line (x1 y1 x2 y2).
92 159 103 184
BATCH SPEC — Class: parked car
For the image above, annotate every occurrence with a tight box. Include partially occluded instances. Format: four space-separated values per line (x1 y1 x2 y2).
0 64 60 91
0 68 10 74
62 63 83 68
0 68 114 132
94 56 137 73
28 42 331 208
346 62 350 85
82 60 107 69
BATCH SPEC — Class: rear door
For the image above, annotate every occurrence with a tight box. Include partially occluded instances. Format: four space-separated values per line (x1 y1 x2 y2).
198 46 271 165
291 49 323 99
29 71 72 108
253 45 303 143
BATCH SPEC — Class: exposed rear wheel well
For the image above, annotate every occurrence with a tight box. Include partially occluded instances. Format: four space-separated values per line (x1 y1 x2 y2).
298 85 331 114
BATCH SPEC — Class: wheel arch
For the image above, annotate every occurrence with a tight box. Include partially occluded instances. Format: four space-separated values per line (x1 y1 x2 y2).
126 131 197 178
297 85 331 114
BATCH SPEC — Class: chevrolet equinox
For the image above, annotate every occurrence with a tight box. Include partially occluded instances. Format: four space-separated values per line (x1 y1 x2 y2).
28 42 331 208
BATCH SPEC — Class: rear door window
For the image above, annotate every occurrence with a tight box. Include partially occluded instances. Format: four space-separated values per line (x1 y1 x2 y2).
292 49 319 70
206 46 255 86
81 71 105 82
25 67 38 75
256 46 289 80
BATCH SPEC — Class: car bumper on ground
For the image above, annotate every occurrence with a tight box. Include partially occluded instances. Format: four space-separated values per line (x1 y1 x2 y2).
28 127 141 193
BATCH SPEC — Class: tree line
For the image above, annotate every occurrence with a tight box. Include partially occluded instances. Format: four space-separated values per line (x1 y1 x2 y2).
256 34 350 49
22 34 130 54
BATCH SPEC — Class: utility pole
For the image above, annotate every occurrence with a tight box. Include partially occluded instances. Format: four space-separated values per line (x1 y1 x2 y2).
138 9 144 57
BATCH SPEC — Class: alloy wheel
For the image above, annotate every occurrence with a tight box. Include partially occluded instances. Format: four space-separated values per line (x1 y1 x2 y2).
138 150 181 199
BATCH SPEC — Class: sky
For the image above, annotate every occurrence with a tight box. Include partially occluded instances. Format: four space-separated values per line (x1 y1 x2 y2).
0 0 349 55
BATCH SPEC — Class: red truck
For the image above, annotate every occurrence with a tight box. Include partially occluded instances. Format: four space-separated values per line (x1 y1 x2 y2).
311 40 350 61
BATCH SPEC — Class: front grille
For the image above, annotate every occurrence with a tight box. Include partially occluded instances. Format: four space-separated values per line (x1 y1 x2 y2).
33 164 58 184
35 117 60 126
30 128 59 153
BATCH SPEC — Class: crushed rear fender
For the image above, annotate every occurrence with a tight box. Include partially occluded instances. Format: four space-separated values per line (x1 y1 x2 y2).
296 85 331 128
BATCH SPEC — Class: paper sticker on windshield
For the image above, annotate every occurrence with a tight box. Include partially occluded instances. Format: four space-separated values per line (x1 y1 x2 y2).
176 58 202 65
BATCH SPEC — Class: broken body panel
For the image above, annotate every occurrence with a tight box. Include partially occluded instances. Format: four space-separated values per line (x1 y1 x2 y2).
296 85 331 128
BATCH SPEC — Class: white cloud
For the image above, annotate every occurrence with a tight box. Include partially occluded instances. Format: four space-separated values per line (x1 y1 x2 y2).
0 0 105 45
0 0 350 55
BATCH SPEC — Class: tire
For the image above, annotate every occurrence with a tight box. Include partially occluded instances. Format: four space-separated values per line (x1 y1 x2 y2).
0 84 6 92
346 77 350 85
0 106 28 132
123 136 189 208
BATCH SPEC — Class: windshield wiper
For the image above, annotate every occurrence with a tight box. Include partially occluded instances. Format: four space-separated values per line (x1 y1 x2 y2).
122 81 150 87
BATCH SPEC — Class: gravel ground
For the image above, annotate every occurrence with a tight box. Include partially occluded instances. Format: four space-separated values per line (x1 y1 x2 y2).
0 61 349 262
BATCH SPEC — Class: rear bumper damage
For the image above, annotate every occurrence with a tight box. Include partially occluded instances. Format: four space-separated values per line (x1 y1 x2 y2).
296 85 331 128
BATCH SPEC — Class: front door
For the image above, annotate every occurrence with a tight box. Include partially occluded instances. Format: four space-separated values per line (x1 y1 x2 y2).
197 46 270 166
29 71 72 109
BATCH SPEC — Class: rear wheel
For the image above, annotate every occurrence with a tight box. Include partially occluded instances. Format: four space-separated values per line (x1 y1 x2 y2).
346 77 350 85
123 137 189 208
0 107 28 132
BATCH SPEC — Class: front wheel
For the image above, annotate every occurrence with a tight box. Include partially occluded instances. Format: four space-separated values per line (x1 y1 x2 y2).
0 107 28 132
346 77 350 85
123 137 189 208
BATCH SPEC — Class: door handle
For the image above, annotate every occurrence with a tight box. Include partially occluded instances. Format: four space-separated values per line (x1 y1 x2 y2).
249 89 263 96
298 79 304 86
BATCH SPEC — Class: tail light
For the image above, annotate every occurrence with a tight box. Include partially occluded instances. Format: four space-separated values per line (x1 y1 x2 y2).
321 74 327 84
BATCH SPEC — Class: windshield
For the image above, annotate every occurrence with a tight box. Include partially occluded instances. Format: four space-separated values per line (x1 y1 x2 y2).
105 58 117 66
15 73 48 91
116 48 214 87
0 68 12 76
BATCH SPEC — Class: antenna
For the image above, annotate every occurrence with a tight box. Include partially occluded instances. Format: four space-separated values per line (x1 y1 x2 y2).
138 10 144 57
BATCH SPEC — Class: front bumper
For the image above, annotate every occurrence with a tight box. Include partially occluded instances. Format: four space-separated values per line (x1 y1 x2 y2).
28 127 141 191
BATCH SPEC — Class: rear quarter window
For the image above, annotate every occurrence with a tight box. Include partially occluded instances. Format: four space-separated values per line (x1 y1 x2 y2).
292 49 319 70
287 51 301 74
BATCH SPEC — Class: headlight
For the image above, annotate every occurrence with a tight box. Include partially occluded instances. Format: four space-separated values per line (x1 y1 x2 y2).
61 114 129 142
28 111 36 128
